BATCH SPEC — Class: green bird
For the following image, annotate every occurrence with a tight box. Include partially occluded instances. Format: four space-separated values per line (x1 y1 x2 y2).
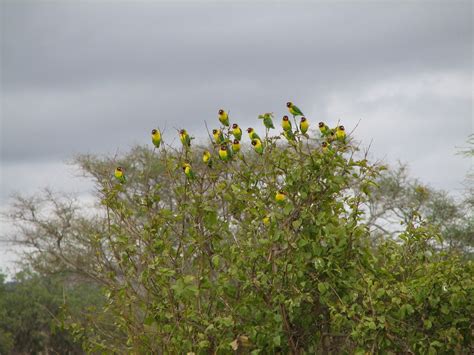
179 129 191 147
218 109 230 127
258 113 275 129
203 151 212 168
232 123 242 140
212 129 224 144
281 115 292 132
183 163 195 179
232 139 241 154
321 141 329 153
318 122 330 136
283 129 295 142
219 145 231 161
151 129 162 148
300 117 309 134
114 167 126 184
286 101 304 117
247 127 260 141
251 139 263 154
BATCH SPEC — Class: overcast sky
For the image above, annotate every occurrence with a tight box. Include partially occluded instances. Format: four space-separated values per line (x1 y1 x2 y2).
0 1 472 272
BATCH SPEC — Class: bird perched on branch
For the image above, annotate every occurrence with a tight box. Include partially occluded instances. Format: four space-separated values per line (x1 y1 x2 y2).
114 167 126 183
151 129 162 148
232 123 242 140
318 122 330 137
286 102 304 117
275 190 286 204
232 139 241 154
300 117 309 135
247 127 260 141
179 129 192 147
212 129 224 145
218 109 230 127
219 145 231 162
203 151 212 168
258 113 275 130
281 115 292 132
183 163 195 179
251 139 263 154
336 125 346 142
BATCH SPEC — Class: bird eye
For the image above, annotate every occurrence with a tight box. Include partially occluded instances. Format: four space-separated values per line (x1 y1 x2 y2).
339 125 344 130
218 109 224 114
180 129 184 134
117 167 122 171
286 102 291 107
152 129 157 134
283 116 288 121
212 129 217 134
232 123 237 128
322 142 327 147
251 140 256 146
318 122 324 127
221 145 226 150
301 117 306 121
234 139 239 144
247 128 252 132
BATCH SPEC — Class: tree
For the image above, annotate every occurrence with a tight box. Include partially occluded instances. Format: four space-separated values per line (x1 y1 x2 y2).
5 118 473 353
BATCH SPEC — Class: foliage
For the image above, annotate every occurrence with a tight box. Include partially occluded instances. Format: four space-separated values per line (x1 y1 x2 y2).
0 269 102 354
4 118 474 353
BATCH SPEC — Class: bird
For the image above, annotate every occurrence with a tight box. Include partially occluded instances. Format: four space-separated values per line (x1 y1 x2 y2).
183 163 195 179
251 139 263 154
275 190 286 203
218 109 230 127
318 122 330 137
232 139 241 154
283 129 295 142
203 151 212 167
151 129 162 148
179 129 191 147
321 141 329 153
232 123 242 140
281 115 292 132
258 113 275 130
219 145 231 161
300 117 309 135
336 125 346 142
286 102 304 117
212 129 224 144
247 127 260 141
114 167 126 183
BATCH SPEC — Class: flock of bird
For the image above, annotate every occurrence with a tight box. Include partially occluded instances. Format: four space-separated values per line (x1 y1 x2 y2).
114 101 347 204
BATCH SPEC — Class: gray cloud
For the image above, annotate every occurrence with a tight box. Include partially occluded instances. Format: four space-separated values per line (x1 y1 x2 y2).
0 1 472 189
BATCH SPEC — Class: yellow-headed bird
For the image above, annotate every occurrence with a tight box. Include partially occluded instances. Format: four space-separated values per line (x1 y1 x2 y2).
212 129 224 144
203 151 212 168
114 167 126 183
275 190 286 204
151 129 162 148
321 141 329 153
232 139 241 154
247 127 260 141
218 109 230 127
251 139 263 154
179 129 191 147
232 123 242 140
281 115 292 132
318 122 330 136
336 125 346 142
182 163 195 179
219 145 231 161
300 117 309 134
286 102 304 117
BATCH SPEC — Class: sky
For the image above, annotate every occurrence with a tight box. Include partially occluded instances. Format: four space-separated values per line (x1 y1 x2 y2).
0 0 472 272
